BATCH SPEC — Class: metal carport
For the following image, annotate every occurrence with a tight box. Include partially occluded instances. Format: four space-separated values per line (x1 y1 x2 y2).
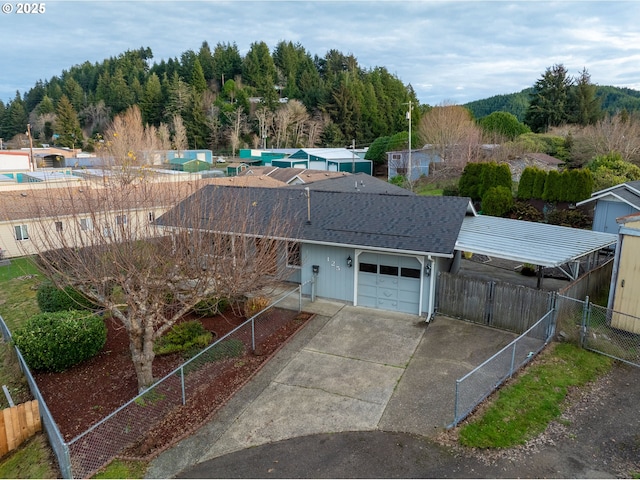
455 215 617 284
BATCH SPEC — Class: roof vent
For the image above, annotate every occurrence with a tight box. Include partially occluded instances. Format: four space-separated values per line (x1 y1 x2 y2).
305 187 311 224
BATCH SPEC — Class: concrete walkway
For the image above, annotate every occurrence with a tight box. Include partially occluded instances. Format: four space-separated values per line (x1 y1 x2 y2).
147 297 518 479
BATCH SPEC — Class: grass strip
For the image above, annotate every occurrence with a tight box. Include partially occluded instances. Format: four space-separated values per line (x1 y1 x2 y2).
459 342 612 448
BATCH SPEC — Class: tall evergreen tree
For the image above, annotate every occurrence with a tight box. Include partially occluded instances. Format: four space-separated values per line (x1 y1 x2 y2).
212 42 242 89
55 94 83 149
569 68 602 126
525 64 573 133
191 58 207 94
242 41 278 108
141 73 164 126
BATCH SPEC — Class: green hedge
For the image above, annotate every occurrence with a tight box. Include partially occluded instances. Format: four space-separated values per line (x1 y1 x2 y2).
36 281 97 313
13 310 106 372
154 320 213 356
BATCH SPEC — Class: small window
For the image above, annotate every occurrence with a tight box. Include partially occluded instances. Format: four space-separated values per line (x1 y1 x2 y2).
401 267 421 279
380 265 399 276
116 215 127 225
14 225 29 241
148 212 155 222
287 242 301 267
55 221 63 233
392 154 401 160
396 167 407 175
359 262 377 274
80 218 93 231
103 227 112 237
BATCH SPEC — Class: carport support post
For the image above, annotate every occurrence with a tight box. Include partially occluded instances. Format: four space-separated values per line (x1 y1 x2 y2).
536 265 543 289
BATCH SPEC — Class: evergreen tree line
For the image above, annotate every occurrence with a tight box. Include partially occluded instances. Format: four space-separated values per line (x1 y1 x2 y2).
0 42 418 153
517 167 593 203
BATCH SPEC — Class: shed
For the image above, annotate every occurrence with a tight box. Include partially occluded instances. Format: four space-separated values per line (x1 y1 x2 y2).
226 163 249 176
576 181 640 234
607 213 640 333
168 158 211 173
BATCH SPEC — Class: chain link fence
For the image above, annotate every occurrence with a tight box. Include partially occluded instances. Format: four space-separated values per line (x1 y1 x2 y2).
0 316 72 478
582 301 640 367
1 284 307 478
450 309 555 427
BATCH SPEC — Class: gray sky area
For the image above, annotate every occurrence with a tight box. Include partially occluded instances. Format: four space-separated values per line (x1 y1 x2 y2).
1 1 639 106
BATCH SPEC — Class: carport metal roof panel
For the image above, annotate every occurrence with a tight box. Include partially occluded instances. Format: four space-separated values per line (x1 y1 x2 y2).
456 215 617 267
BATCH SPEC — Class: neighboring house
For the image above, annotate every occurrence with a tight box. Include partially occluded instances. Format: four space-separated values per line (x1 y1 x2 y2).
240 167 352 186
507 152 564 182
387 148 441 181
288 148 373 175
164 149 213 164
607 212 640 333
0 151 31 171
576 181 640 234
157 184 473 318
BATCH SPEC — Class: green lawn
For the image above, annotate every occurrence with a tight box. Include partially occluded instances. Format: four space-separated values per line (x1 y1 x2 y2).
0 256 42 331
459 342 612 448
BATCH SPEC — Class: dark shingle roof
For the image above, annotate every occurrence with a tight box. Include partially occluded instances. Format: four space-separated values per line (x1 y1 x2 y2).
287 173 414 196
157 185 469 257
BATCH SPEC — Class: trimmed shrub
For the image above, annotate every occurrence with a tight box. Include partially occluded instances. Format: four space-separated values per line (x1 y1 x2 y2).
37 281 97 313
547 209 590 228
192 296 230 317
13 310 106 372
154 320 213 356
481 186 514 217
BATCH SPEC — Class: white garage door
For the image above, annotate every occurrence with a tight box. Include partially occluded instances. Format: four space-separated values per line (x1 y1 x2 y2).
357 253 422 314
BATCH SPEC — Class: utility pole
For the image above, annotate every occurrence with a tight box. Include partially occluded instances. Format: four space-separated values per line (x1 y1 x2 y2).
27 124 35 172
404 100 412 190
351 138 355 173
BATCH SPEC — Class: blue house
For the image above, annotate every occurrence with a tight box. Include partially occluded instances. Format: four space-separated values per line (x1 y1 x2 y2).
387 147 441 181
157 179 470 318
577 181 640 234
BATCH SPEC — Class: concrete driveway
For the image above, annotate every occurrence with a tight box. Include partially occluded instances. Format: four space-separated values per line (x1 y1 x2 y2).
147 300 518 479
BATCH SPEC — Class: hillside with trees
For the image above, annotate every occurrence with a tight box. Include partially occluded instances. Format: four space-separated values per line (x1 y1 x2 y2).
0 42 418 153
465 84 640 122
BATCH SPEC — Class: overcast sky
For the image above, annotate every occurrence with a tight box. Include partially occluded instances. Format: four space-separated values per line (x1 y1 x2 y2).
1 1 639 106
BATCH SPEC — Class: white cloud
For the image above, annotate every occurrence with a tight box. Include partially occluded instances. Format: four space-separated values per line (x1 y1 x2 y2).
1 1 639 106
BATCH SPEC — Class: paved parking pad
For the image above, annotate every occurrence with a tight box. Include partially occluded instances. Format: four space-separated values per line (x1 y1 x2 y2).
197 306 424 462
148 304 521 479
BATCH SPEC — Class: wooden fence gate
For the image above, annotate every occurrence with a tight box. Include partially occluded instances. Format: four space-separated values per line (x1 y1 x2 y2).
436 272 554 334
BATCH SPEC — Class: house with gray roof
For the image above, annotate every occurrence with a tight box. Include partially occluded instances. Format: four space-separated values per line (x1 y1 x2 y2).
157 184 472 318
577 181 640 234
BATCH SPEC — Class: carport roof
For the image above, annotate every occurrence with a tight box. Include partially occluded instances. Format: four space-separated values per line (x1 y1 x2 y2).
455 215 617 267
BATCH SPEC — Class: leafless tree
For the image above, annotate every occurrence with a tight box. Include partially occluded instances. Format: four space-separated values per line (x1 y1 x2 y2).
306 113 324 148
18 174 295 392
157 122 172 152
225 106 247 156
418 103 483 179
272 106 292 148
98 106 158 185
569 112 640 166
254 106 273 149
172 114 188 155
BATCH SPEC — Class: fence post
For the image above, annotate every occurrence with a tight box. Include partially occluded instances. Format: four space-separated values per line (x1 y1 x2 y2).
298 285 302 312
251 317 256 352
180 366 186 406
509 342 516 378
580 295 590 348
452 379 460 427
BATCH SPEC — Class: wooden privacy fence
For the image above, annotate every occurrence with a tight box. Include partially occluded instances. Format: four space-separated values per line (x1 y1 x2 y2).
0 400 41 456
436 272 553 333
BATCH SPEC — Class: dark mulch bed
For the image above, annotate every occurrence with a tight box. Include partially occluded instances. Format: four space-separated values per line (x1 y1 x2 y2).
33 307 313 463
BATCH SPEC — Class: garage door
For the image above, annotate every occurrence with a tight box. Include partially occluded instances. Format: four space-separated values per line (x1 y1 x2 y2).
357 253 422 314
